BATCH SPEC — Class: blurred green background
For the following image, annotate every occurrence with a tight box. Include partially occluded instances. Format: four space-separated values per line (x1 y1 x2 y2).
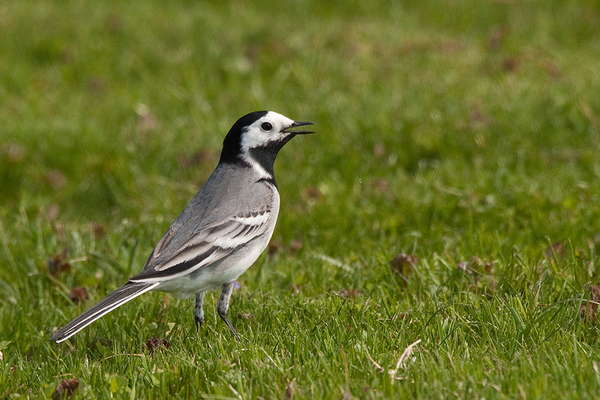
2 0 600 398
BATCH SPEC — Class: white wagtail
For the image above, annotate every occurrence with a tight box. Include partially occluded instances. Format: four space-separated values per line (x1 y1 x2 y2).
50 111 314 343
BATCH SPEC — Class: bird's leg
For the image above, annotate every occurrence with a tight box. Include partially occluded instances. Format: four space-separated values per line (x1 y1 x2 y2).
217 281 240 341
194 292 205 331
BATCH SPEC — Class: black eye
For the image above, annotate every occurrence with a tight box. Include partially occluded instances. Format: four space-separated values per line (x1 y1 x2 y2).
261 122 273 131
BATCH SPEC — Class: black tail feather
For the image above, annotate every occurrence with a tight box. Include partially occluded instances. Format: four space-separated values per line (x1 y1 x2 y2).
50 281 159 343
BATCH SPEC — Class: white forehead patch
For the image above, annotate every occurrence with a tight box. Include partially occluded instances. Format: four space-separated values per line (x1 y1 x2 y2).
240 111 295 151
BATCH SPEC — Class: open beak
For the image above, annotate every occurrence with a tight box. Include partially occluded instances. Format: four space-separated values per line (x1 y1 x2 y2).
284 121 315 134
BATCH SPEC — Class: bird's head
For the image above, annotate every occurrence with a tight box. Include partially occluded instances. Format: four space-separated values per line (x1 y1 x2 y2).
220 111 314 177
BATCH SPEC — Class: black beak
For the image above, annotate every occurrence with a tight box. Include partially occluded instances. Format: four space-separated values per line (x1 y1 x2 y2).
283 121 315 134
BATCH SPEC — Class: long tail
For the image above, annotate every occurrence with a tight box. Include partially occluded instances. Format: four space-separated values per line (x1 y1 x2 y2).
50 281 160 343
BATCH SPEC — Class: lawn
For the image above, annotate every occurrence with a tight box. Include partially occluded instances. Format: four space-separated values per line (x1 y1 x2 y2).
2 0 600 398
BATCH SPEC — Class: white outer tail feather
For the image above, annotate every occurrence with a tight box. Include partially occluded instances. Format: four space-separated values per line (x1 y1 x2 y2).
51 282 159 343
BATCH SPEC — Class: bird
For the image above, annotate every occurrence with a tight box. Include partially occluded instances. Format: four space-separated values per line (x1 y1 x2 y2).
50 111 314 343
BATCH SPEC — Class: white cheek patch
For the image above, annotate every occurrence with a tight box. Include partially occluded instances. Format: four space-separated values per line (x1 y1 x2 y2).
239 128 273 178
240 111 295 153
238 111 297 178
241 128 272 151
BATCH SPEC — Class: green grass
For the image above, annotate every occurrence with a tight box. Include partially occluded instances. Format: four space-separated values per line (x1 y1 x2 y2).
2 0 600 398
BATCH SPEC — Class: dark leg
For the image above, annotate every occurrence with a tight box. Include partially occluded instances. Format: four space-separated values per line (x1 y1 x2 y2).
194 292 205 331
217 281 240 340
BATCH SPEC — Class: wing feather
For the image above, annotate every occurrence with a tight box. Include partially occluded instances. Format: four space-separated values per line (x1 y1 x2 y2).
131 209 272 282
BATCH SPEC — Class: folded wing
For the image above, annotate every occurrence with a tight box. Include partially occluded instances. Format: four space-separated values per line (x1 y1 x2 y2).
131 209 272 283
